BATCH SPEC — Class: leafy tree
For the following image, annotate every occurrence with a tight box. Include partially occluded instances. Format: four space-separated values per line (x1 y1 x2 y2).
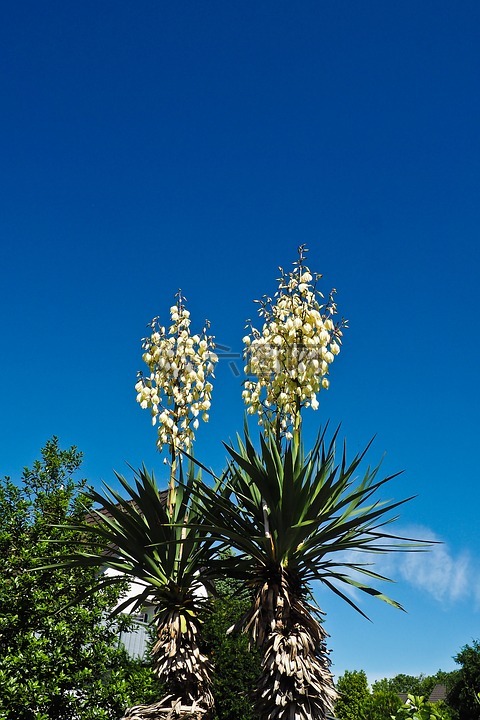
372 674 426 697
0 437 160 720
448 640 480 720
369 672 457 720
368 686 402 720
335 671 455 720
335 670 370 720
370 672 457 717
373 672 455 700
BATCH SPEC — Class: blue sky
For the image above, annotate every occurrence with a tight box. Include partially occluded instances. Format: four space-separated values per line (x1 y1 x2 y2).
1 0 479 683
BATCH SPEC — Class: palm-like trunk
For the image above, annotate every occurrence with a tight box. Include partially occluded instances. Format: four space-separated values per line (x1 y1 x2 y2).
249 566 337 720
122 608 214 720
258 625 336 720
151 608 214 713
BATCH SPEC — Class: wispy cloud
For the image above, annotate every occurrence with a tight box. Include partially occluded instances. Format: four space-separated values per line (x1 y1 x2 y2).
321 526 479 609
369 525 476 607
396 528 470 603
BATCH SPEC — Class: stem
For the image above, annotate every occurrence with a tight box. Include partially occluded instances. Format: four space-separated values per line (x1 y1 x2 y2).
262 499 271 539
293 396 302 446
167 403 180 520
274 415 282 453
262 498 275 559
167 442 177 520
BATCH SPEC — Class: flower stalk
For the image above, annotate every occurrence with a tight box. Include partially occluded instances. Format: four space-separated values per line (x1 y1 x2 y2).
242 245 347 443
135 290 217 461
131 292 218 718
135 290 217 520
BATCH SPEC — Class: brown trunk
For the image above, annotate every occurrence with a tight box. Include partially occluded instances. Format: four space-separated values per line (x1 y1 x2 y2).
122 610 214 720
252 567 338 720
122 697 212 720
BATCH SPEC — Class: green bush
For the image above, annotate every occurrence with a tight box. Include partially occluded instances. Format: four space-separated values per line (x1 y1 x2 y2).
0 438 162 720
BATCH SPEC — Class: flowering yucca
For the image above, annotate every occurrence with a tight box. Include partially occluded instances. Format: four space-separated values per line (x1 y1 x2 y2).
121 294 219 718
242 245 347 437
135 291 218 453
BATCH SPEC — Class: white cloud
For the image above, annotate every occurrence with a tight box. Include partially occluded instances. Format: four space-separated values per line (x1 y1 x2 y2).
321 526 478 609
371 525 475 607
398 543 469 603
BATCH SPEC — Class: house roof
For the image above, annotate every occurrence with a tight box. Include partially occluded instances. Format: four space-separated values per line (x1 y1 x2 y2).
83 492 168 555
84 492 168 524
428 684 447 703
397 685 447 706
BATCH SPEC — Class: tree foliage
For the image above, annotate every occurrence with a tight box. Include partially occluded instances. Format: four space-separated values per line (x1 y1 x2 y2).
368 686 402 720
0 438 161 720
335 670 457 720
335 670 370 720
371 672 453 699
448 640 480 720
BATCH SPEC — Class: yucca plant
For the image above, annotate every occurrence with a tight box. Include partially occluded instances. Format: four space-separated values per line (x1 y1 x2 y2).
45 463 217 720
41 294 220 720
188 245 427 720
194 426 423 720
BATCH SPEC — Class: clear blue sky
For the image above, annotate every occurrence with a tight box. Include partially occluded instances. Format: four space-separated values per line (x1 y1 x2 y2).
1 0 479 684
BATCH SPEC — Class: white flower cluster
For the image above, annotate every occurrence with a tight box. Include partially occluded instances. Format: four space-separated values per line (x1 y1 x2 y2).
135 294 217 452
242 247 346 435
